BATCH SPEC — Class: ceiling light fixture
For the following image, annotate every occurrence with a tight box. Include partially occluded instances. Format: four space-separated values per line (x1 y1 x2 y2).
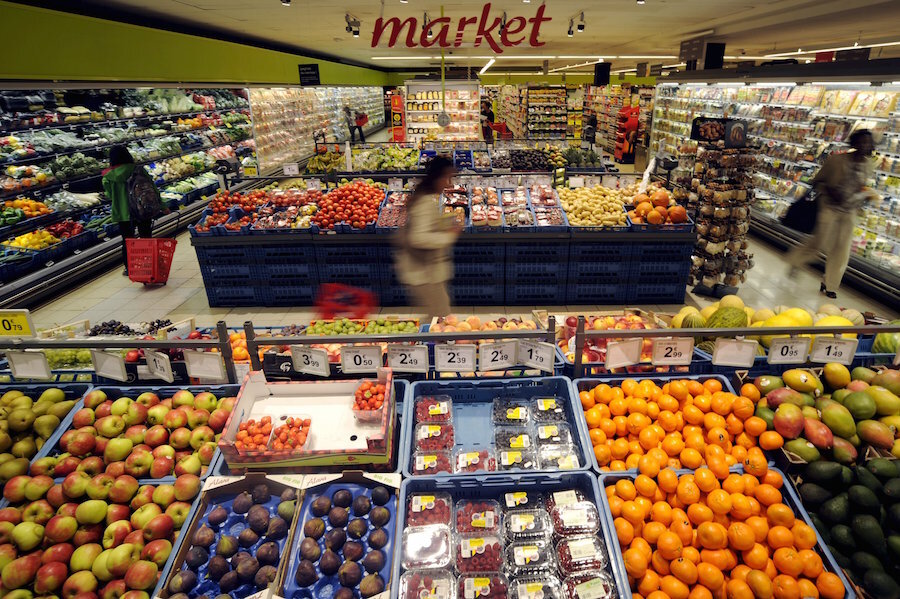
618 55 677 59
577 12 585 32
371 56 438 60
479 58 496 75
281 0 290 6
637 0 645 5
567 19 574 37
764 40 900 58
345 13 360 37
495 55 557 59
400 0 407 3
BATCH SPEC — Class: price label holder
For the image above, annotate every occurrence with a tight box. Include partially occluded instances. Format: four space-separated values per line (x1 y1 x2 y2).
146 350 174 383
7 351 51 380
0 310 35 338
290 346 331 377
809 337 857 365
242 165 258 177
518 340 556 373
479 341 517 372
435 344 476 373
651 337 694 366
307 178 322 191
183 350 227 382
388 177 403 191
568 176 585 188
386 345 429 373
340 346 382 373
712 339 759 368
282 163 300 176
91 350 128 382
767 337 810 365
606 338 643 369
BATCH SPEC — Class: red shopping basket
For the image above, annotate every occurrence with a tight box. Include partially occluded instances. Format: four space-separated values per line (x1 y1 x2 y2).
126 238 177 284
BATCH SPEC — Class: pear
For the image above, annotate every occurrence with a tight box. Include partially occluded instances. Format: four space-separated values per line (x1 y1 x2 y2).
38 388 64 403
0 457 28 481
11 438 36 459
9 396 32 411
7 409 34 433
31 401 51 417
0 391 23 405
0 432 10 453
49 401 75 420
33 415 60 439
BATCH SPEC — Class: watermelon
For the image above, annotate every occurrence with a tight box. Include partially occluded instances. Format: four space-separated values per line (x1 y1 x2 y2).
872 319 900 354
705 307 748 329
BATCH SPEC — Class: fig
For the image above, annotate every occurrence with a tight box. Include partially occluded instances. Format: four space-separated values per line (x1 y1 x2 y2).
310 496 331 517
219 570 239 593
257 541 279 565
232 551 252 568
192 524 216 548
170 594 189 599
352 496 371 517
338 562 362 587
277 500 295 521
368 528 388 549
207 555 230 581
328 507 349 528
236 556 259 581
266 516 288 540
254 565 277 589
299 537 321 561
215 596 231 599
347 518 368 539
294 559 318 587
215 535 238 557
324 528 346 550
303 517 325 539
359 573 385 598
248 505 270 534
238 527 259 547
334 590 354 599
208 506 228 527
280 488 297 502
369 506 390 527
168 570 197 594
332 489 352 508
185 546 209 569
233 491 253 514
251 484 270 504
319 549 340 576
371 486 391 506
362 550 385 574
342 540 364 562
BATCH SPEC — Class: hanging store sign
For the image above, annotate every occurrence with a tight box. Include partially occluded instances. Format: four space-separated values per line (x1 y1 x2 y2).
298 64 321 86
390 95 406 143
372 3 550 53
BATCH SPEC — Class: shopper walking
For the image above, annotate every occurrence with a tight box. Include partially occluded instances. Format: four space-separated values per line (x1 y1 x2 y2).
394 156 461 319
102 145 160 276
481 100 495 144
786 129 876 298
344 106 365 142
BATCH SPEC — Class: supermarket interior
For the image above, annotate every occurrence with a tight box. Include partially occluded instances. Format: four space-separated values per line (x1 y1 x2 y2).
4 1 900 599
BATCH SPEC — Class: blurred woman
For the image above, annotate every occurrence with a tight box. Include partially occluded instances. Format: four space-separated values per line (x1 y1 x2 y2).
102 145 154 276
394 156 461 319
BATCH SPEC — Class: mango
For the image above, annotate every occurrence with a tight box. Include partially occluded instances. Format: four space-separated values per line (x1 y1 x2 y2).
865 386 900 416
753 375 784 396
852 366 877 383
872 370 900 396
892 439 900 460
844 392 878 420
773 404 804 440
824 363 851 390
821 403 857 439
802 406 820 420
858 420 895 449
847 380 870 392
816 398 840 412
766 388 808 409
804 418 834 450
848 434 861 446
880 415 900 435
832 437 858 464
832 389 851 404
785 438 821 463
755 405 775 430
783 368 821 393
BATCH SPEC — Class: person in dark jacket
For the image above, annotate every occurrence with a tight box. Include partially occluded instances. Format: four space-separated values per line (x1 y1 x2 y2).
102 146 153 276
344 106 365 142
480 101 495 144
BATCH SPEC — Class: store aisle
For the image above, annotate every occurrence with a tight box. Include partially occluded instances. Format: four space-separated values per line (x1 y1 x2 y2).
30 233 898 331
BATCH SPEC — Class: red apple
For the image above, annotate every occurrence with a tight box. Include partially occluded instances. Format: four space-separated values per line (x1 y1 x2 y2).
30 456 59 477
188 426 214 450
129 504 161 531
164 502 191 529
68 432 96 457
151 445 174 459
72 523 103 547
62 472 92 499
35 561 68 593
173 474 200 502
168 428 191 450
135 393 159 408
44 515 78 543
105 462 126 478
84 391 108 409
149 456 173 479
76 457 105 477
143 426 168 448
72 409 96 429
0 508 21 524
107 476 139 505
94 401 114 420
123 561 157 591
124 426 146 446
140 539 171 568
100 579 127 599
102 520 133 549
42 542 75 565
162 409 188 430
3 475 31 503
128 486 154 511
55 456 82 477
208 409 229 433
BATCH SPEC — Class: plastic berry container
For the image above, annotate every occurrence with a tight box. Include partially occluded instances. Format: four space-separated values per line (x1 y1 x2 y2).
415 423 455 451
407 491 453 527
563 570 616 599
401 524 454 570
532 396 567 422
546 489 586 512
509 576 563 599
497 449 538 471
504 540 557 577
503 491 544 511
537 443 581 470
502 509 552 543
491 398 530 425
412 450 453 475
549 502 601 538
416 395 453 423
399 568 456 599
494 426 532 450
455 499 502 533
556 536 609 576
455 534 504 573
458 573 509 599
535 423 574 446
454 448 497 473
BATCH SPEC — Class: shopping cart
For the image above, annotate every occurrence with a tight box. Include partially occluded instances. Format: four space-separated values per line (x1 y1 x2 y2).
126 238 177 285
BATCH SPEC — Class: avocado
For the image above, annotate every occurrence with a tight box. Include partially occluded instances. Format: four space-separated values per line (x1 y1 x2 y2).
828 545 852 569
867 457 899 480
852 514 887 555
884 478 900 501
856 466 884 493
848 485 880 514
820 493 849 524
890 504 900 528
830 524 856 551
851 551 884 573
808 513 830 543
888 535 900 560
863 570 900 599
841 465 854 486
799 483 833 506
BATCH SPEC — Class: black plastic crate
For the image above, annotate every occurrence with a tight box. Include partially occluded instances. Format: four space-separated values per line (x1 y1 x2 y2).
506 241 568 262
627 281 687 304
567 283 629 304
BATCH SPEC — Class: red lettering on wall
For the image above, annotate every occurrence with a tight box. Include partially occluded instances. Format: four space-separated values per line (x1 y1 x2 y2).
372 17 418 47
421 17 452 48
500 16 526 46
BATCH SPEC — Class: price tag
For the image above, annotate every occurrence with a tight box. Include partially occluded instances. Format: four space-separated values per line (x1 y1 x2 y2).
386 345 429 373
568 176 585 188
435 343 476 372
183 351 227 382
307 178 322 191
145 351 174 383
651 337 694 366
479 341 517 371
290 346 331 377
340 346 383 373
767 337 810 365
518 340 555 373
242 165 258 177
809 337 858 365
91 350 128 382
606 338 643 369
0 310 35 338
282 163 300 176
7 351 51 380
711 339 759 368
388 177 403 191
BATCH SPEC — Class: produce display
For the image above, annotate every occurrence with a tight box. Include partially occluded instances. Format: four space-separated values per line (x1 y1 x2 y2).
0 387 80 479
3 229 60 250
560 185 628 228
351 147 419 173
556 311 663 366
628 184 690 226
310 181 384 231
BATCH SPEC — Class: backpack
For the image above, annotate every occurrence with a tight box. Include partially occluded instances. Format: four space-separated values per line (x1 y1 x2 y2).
126 168 163 221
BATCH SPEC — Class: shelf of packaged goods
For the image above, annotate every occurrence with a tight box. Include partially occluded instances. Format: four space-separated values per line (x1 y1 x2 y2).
757 154 819 171
874 168 900 178
732 115 814 127
857 222 900 242
0 109 247 137
750 134 810 148
406 109 480 114
813 112 891 122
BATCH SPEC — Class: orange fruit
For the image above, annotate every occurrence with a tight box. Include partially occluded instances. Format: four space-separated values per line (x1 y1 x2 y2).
746 570 774 599
792 522 817 550
637 571 661 596
688 503 714 526
670 380 688 401
694 393 712 413
703 379 723 394
694 468 718 492
585 406 603 428
643 521 667 544
746 516 769 543
647 592 670 599
639 454 661 478
726 579 755 599
610 397 628 416
589 428 607 445
660 575 690 599
767 525 794 549
593 384 612 404
676 479 701 505
615 517 635 545
744 449 769 478
601 418 617 437
680 448 703 469
773 574 800 599
624 547 649 578
799 548 824 578
697 562 725 591
754 484 782 506
682 546 701 564
636 474 658 498
661 433 685 456
594 443 612 466
659 468 679 493
688 586 713 599
651 550 671 575
710 393 733 416
730 494 753 521
732 395 756 419
670 510 694 546
722 474 745 494
797 578 819 599
700 548 735 571
611 438 630 460
731 564 751 582
772 547 803 577
651 501 673 525
743 416 767 436
759 431 784 450
725 413 745 436
657 530 684 560
697 521 728 550
742 543 769 570
816 572 845 599
616 479 637 500
608 495 624 517
683 404 705 425
708 489 733 515
670 557 699 585
766 503 795 528
727 522 756 551
580 390 596 410
740 383 761 401
762 470 783 489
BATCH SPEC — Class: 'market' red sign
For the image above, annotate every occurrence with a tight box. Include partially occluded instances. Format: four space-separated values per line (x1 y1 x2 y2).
372 3 551 54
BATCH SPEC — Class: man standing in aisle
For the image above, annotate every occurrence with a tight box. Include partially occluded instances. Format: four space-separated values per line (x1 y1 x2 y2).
344 106 365 143
786 129 877 299
481 100 495 144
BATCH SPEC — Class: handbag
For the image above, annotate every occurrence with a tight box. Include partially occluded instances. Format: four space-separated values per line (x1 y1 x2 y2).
781 189 819 234
355 113 368 127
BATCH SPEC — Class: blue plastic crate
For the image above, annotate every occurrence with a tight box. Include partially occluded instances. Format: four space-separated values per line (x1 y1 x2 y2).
506 241 568 263
567 282 629 304
315 244 381 263
631 242 694 262
0 251 35 283
393 472 627 599
627 281 687 304
194 245 254 264
630 259 692 279
251 244 316 263
569 241 632 261
259 261 317 279
568 259 627 283
402 377 591 478
261 284 318 306
319 261 382 279
625 209 695 232
597 468 856 599
380 284 408 307
853 335 895 368
206 284 265 307
451 282 504 305
199 261 257 283
506 260 569 281
507 282 567 305
453 243 505 263
454 260 498 279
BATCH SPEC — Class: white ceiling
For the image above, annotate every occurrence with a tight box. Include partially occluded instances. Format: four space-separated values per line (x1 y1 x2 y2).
78 0 900 71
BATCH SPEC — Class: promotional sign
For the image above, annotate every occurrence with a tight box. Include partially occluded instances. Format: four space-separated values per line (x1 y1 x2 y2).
390 94 406 143
298 64 321 86
0 309 35 338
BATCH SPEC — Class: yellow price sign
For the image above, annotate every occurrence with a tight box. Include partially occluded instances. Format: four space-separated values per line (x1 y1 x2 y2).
0 310 34 338
243 165 258 177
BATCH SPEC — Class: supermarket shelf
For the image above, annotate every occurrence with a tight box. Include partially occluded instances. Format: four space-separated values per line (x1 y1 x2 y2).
0 109 239 136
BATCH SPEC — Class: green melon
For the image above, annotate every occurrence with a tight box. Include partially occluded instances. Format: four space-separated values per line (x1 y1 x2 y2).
872 320 900 354
681 314 706 329
706 307 749 329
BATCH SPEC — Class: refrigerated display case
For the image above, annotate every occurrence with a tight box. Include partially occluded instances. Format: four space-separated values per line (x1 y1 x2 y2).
405 81 480 141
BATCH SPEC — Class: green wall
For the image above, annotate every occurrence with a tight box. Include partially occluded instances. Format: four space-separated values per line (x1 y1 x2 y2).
0 1 388 86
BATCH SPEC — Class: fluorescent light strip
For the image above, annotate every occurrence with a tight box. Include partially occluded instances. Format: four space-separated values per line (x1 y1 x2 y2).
617 55 677 59
663 63 686 68
764 40 900 57
811 81 869 86
549 59 604 73
371 56 437 60
557 55 616 59
494 55 557 59
479 58 496 75
751 82 798 87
